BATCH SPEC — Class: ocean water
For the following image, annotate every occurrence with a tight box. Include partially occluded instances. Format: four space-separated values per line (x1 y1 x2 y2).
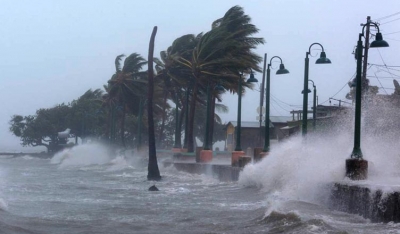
0 133 400 234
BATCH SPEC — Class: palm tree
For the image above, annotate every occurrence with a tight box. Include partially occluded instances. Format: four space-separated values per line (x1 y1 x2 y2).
147 26 161 181
107 53 147 147
154 34 200 149
173 6 264 152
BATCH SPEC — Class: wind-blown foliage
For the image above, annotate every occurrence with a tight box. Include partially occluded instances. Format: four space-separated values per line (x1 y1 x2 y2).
171 5 264 152
107 53 147 147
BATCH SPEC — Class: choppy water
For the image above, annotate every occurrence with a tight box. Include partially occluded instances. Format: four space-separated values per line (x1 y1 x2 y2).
0 138 399 233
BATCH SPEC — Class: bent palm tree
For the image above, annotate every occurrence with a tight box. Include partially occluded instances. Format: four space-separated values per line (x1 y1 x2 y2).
173 6 264 152
147 26 161 181
107 53 147 147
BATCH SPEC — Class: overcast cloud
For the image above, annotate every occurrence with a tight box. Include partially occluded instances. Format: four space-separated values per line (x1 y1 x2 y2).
1 0 399 151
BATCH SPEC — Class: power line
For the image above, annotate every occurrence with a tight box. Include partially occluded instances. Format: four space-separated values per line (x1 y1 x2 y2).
385 30 400 35
319 71 358 105
380 17 400 25
376 69 400 78
270 94 302 107
384 37 400 42
270 96 292 112
375 11 400 21
373 70 388 94
270 102 284 116
368 63 400 68
367 76 400 79
373 50 400 79
375 49 397 95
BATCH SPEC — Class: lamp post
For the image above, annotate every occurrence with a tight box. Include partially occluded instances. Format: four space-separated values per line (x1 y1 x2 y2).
346 21 389 180
232 72 258 166
308 80 317 130
262 56 289 153
200 81 224 162
302 43 331 136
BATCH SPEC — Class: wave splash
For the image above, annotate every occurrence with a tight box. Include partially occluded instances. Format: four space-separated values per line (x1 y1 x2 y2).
239 106 400 224
51 143 111 168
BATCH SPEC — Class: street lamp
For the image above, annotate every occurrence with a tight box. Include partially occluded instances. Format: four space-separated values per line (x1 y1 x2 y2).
346 21 389 180
232 71 258 166
263 56 289 153
302 43 331 136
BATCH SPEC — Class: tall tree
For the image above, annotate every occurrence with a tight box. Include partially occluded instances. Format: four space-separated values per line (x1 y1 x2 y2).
147 26 161 181
107 53 147 147
173 6 264 152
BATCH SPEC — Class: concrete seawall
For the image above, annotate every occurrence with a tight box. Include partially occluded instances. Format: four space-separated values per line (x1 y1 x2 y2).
329 183 400 223
163 161 241 182
163 160 400 223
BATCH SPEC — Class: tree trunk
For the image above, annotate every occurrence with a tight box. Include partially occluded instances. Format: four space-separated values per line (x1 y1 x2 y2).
187 80 198 152
147 26 161 181
120 104 126 147
178 100 185 134
183 87 190 149
157 90 168 147
209 94 216 148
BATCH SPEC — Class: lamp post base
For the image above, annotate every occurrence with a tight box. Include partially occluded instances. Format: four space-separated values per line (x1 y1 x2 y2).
199 150 213 163
346 158 368 180
232 151 245 167
253 147 264 162
172 148 183 153
238 156 252 168
255 151 268 162
180 148 188 153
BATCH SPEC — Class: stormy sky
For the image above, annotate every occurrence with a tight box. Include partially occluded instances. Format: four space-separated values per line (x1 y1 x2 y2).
1 0 399 151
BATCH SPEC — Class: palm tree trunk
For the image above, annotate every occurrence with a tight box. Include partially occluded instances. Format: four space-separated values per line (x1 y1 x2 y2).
157 90 168 147
183 87 190 149
147 26 161 181
178 100 185 134
120 104 126 147
187 80 198 152
209 94 216 149
105 109 111 143
137 98 144 151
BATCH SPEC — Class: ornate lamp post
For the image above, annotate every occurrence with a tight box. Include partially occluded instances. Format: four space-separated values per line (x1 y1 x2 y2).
346 21 389 180
262 56 289 154
302 43 331 136
231 72 258 166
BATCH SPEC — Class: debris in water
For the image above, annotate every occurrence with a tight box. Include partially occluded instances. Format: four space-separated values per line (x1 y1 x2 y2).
148 185 159 191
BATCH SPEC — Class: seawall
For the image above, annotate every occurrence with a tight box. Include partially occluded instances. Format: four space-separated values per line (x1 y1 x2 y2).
329 182 400 223
163 161 241 182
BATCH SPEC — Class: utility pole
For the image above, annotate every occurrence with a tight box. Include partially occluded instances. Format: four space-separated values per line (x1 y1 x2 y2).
259 53 267 145
362 16 371 92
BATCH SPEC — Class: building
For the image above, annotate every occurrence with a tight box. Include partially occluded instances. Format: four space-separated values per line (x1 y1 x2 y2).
224 116 293 152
